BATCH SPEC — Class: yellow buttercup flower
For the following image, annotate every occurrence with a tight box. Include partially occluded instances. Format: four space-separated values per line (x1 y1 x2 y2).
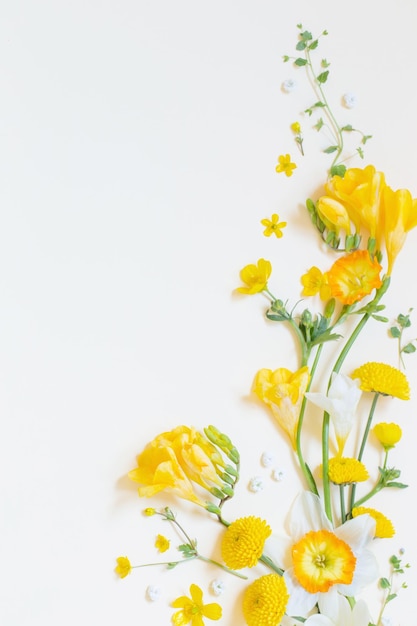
260 213 287 238
172 583 222 626
351 362 410 399
292 530 356 593
221 516 271 569
155 534 170 553
328 457 369 485
373 422 402 449
253 366 310 449
236 258 272 294
115 556 131 579
275 153 297 177
327 250 382 305
301 266 332 300
291 121 301 133
379 185 417 275
143 507 156 516
242 574 289 626
352 507 395 538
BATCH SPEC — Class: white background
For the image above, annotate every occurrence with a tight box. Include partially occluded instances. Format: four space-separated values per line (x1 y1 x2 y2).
1 1 417 624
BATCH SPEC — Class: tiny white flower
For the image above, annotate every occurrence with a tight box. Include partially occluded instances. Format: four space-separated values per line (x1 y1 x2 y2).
381 617 394 626
248 476 265 492
261 451 275 467
342 92 358 109
210 579 226 596
272 467 285 482
282 78 297 93
146 585 161 602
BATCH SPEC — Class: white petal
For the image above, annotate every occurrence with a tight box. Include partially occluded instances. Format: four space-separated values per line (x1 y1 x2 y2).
304 391 334 415
338 548 379 595
304 616 334 626
284 568 318 617
263 533 292 570
317 589 347 623
352 599 373 626
289 491 332 539
334 514 375 553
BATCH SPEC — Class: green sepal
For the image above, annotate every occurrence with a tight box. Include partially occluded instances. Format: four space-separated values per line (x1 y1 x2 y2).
205 502 222 516
330 164 346 177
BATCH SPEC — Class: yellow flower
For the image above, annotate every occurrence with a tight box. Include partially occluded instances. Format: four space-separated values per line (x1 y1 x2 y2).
373 422 402 449
327 250 382 305
379 185 417 275
352 507 395 538
172 584 222 626
291 121 301 133
221 516 271 569
316 196 352 235
351 362 410 399
155 534 170 553
253 366 310 449
275 154 297 177
236 258 272 294
260 213 287 238
128 426 226 508
143 507 156 516
242 574 289 626
300 266 332 300
292 530 356 593
328 457 369 485
115 556 131 579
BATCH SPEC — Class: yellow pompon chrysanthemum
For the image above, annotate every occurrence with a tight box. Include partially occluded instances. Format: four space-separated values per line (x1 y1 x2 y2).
243 574 289 626
115 556 131 579
351 362 410 399
261 213 287 238
275 154 297 177
352 507 395 538
172 584 222 626
327 249 382 305
328 457 369 485
155 534 170 553
373 422 402 449
221 516 272 569
300 266 332 300
236 258 272 294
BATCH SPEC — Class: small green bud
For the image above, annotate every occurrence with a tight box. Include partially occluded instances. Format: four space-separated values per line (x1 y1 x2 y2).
324 298 336 319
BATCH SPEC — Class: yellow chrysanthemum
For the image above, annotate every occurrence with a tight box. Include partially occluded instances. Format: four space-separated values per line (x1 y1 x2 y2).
155 534 170 553
292 530 356 593
172 583 222 626
275 154 297 177
328 457 369 485
327 250 382 305
236 258 272 294
373 422 402 449
352 507 395 538
300 266 332 300
260 213 287 238
221 516 271 569
115 556 131 579
351 362 410 399
242 574 289 626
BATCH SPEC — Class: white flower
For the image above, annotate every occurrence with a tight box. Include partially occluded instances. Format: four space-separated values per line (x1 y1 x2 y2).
146 585 161 602
210 579 226 596
305 372 362 454
248 476 264 492
271 467 285 481
342 92 358 108
303 595 372 626
282 78 297 93
261 450 275 467
264 491 378 618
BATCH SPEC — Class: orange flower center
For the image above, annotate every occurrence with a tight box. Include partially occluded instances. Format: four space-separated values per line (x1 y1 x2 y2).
292 530 356 593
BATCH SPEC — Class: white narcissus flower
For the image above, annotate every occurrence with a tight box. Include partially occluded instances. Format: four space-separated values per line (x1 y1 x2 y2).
264 491 378 618
304 594 372 626
305 372 362 454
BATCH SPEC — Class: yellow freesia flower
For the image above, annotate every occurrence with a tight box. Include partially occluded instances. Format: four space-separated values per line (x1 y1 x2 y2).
236 258 272 294
351 362 410 399
275 153 297 177
155 534 170 553
352 507 395 539
373 422 402 449
300 266 332 300
115 556 131 579
172 584 222 626
327 250 382 305
243 574 289 626
253 366 310 449
316 196 352 236
221 516 271 569
260 213 287 238
379 185 417 275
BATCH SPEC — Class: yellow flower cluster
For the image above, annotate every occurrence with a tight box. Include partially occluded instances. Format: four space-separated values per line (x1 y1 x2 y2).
221 516 272 569
352 362 410 399
242 574 289 626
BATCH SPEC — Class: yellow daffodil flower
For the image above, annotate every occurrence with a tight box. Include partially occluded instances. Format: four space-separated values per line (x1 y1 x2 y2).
379 185 417 275
221 516 271 569
243 574 289 626
236 258 272 294
253 366 310 449
260 213 287 238
115 556 132 579
172 584 222 626
275 154 297 177
300 266 332 300
372 422 402 450
327 250 382 305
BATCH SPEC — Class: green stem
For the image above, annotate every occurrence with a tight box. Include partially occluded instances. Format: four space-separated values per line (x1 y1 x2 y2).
339 484 347 524
259 554 284 575
351 482 383 509
197 555 248 579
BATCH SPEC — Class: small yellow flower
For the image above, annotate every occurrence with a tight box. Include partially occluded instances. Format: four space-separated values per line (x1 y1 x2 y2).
155 534 170 553
242 574 289 626
351 362 410 399
115 556 131 579
260 213 287 238
172 584 222 626
352 507 395 538
236 258 272 294
275 154 297 177
327 250 382 305
290 121 301 133
373 422 402 449
300 266 332 300
221 516 271 569
143 507 156 516
328 457 369 485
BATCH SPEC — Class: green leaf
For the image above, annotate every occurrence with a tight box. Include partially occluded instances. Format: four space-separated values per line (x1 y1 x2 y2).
300 30 312 41
403 342 416 354
330 164 346 177
314 117 324 131
323 145 338 154
282 55 290 62
321 58 330 67
309 39 319 50
386 481 408 489
296 41 306 51
362 134 373 144
167 562 178 569
341 124 353 131
295 57 308 66
389 326 401 338
398 313 412 327
372 314 388 323
357 146 364 159
386 593 398 603
317 70 329 83
380 577 390 589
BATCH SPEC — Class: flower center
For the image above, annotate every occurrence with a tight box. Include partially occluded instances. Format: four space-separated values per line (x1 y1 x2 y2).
292 529 356 593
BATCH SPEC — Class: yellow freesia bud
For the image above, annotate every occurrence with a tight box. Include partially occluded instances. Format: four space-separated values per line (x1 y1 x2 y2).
379 185 417 275
316 196 351 235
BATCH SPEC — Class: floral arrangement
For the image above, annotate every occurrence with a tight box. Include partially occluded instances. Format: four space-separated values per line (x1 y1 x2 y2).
115 25 416 626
